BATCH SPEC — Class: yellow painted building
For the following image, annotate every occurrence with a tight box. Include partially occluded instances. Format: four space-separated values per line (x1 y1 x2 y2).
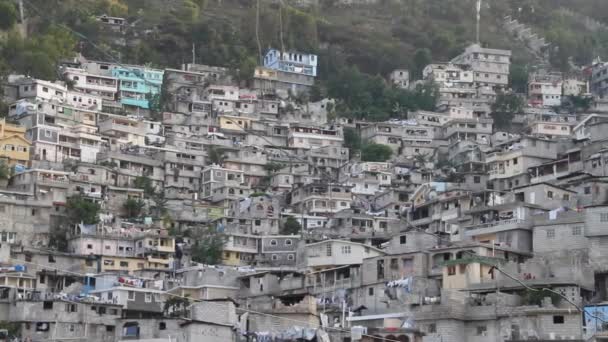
219 116 253 132
0 119 30 167
101 256 147 274
442 257 498 289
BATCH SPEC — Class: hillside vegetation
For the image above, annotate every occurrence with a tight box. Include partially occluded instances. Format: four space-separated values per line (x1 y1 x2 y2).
2 0 608 119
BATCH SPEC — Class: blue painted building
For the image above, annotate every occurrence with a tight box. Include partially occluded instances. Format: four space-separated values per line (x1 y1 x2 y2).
584 304 608 336
111 66 164 109
263 48 318 77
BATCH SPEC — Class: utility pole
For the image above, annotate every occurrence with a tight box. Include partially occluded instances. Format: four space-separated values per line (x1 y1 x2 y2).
18 0 24 23
476 0 482 44
192 43 196 65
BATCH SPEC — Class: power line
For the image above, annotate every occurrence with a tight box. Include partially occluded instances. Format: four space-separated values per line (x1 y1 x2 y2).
21 0 162 91
398 214 608 324
9 257 404 342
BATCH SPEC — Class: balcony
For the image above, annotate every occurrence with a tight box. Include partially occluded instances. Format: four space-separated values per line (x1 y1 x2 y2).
37 174 70 188
465 218 532 236
98 119 144 136
277 61 315 76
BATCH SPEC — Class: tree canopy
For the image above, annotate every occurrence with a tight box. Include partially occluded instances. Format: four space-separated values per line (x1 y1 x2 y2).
191 227 226 265
66 196 101 225
491 93 524 131
361 143 393 162
327 66 438 122
281 217 301 235
0 1 18 31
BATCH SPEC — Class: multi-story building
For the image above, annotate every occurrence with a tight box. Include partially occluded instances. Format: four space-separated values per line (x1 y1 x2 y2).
389 69 410 89
528 72 563 107
201 165 246 200
256 48 318 95
0 118 30 167
62 67 119 101
263 48 317 77
450 44 511 91
111 65 164 110
590 58 608 98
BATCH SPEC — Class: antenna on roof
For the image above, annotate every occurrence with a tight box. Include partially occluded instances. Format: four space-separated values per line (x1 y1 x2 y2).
476 0 482 44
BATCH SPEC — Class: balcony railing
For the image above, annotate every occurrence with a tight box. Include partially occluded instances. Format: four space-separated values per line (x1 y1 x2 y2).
466 218 526 231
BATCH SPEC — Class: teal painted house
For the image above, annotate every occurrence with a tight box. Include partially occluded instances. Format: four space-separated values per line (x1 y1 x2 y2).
112 66 164 109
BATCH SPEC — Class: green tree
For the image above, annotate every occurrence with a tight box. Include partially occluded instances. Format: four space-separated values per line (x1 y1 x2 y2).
491 93 524 131
361 143 393 162
66 196 100 225
134 176 155 196
191 227 226 265
343 127 362 157
0 160 9 181
0 0 18 31
412 48 432 80
207 147 227 166
150 191 168 218
236 55 257 86
309 84 323 102
123 198 145 218
281 217 301 235
163 296 190 316
509 64 529 94
99 0 129 17
568 95 593 112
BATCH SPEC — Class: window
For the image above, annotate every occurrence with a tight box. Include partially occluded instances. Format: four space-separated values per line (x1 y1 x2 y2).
513 158 518 165
585 187 591 195
287 254 295 261
547 191 553 199
66 304 77 312
87 244 93 249
271 254 278 261
400 236 406 244
42 87 49 93
368 287 374 296
270 239 278 246
601 213 608 222
285 239 292 246
326 244 332 256
476 326 487 335
553 315 564 324
572 226 582 236
43 301 53 310
428 324 437 333
447 266 456 276
145 293 152 302
120 261 129 267
546 229 555 239
255 220 261 226
159 322 166 330
106 326 115 332
45 130 52 137
473 176 481 184
48 255 56 263
36 323 50 332
341 246 351 254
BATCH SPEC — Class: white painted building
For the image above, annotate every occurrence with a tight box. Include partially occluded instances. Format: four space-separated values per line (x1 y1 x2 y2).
287 125 343 149
528 73 563 107
389 69 410 89
304 240 385 269
63 67 119 101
